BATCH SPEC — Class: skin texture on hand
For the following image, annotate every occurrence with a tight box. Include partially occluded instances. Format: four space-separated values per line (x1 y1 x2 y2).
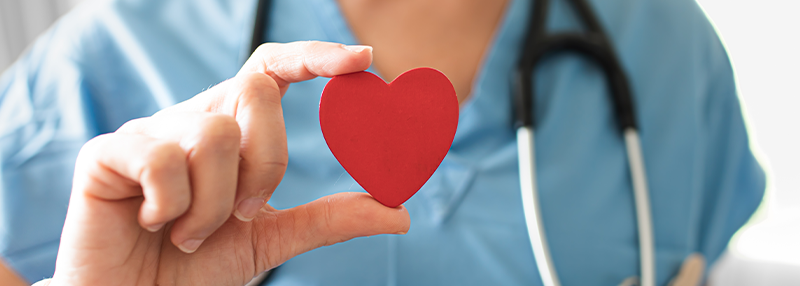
48 41 409 286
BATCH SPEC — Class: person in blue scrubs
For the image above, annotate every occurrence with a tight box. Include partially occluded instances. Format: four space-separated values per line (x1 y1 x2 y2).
0 0 764 285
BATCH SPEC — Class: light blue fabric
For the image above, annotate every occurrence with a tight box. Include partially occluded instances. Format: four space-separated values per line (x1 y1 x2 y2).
0 0 764 285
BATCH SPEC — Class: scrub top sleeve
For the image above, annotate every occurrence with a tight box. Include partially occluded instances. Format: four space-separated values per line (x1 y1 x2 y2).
0 7 99 282
695 40 766 266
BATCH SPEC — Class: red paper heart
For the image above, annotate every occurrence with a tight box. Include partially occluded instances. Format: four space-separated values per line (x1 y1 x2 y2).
319 67 459 207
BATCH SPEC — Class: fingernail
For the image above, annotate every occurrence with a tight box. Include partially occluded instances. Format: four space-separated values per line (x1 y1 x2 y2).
178 239 204 254
343 45 372 53
395 231 407 235
235 197 266 222
144 222 165 232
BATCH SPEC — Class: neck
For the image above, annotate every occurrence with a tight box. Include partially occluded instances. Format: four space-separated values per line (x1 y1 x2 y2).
338 0 509 103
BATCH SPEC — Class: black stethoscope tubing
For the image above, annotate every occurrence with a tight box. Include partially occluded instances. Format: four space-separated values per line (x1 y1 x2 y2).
515 0 636 131
514 1 654 285
250 0 272 56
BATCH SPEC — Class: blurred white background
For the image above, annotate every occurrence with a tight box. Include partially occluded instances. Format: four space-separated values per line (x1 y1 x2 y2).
697 0 800 285
0 0 798 284
0 0 83 70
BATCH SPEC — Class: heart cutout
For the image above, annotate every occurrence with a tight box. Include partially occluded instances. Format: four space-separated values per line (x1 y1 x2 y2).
319 67 459 207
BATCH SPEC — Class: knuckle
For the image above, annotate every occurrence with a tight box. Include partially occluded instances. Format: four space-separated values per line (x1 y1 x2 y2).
197 113 241 138
323 199 336 232
78 134 108 159
141 141 186 175
318 199 348 246
237 72 282 105
253 42 278 57
161 198 191 219
75 134 113 172
190 114 241 153
73 136 113 193
265 155 289 175
302 41 338 57
258 159 288 192
158 189 192 217
303 40 323 50
116 117 148 134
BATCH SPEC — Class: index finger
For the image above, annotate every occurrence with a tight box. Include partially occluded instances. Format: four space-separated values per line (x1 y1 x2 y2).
168 41 372 113
238 41 373 95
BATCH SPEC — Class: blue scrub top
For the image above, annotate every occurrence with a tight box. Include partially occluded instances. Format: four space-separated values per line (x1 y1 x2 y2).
0 0 765 285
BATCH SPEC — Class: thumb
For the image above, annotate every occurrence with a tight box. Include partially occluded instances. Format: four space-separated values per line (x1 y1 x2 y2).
254 192 410 268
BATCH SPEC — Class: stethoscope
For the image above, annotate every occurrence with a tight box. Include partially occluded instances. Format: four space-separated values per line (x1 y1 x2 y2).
513 0 654 285
248 0 655 286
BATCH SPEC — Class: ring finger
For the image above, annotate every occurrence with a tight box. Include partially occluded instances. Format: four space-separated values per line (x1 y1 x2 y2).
118 112 241 253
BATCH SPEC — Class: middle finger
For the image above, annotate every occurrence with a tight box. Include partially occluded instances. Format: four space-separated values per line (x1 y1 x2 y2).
118 112 241 253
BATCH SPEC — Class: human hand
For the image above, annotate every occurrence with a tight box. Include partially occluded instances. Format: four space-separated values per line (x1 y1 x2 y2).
48 41 409 286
